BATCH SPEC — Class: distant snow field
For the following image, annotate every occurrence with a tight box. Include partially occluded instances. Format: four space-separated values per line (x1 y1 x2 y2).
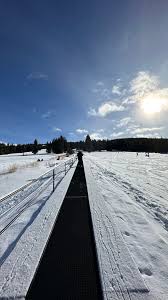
84 151 168 299
0 149 65 198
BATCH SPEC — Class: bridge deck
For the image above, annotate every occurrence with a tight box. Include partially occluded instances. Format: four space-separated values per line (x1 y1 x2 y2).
26 162 103 300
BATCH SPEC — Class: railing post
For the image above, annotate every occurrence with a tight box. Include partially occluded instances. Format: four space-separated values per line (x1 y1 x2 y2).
53 169 55 192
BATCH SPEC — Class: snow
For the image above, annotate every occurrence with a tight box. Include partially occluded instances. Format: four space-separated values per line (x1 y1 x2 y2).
0 160 77 299
0 150 68 198
0 151 168 299
83 152 168 299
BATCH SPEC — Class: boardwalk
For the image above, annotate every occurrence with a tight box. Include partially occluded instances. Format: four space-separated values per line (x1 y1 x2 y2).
26 162 103 300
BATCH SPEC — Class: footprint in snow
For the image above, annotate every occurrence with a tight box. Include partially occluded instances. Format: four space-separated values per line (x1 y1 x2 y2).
139 267 153 276
123 231 130 236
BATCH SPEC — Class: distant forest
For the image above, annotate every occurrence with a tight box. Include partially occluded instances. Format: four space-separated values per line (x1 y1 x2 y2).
1 135 168 155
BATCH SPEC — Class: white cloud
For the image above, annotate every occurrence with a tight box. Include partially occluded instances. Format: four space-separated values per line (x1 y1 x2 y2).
76 129 88 134
132 127 164 134
27 72 48 80
125 124 139 132
92 86 110 98
135 133 160 138
130 71 159 99
112 85 121 95
122 97 135 105
88 108 97 116
110 131 124 138
121 71 168 115
116 117 131 128
90 132 106 140
88 102 125 117
53 127 62 132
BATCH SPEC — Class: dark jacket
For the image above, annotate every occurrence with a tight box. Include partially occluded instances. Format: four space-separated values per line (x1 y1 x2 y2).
77 151 83 161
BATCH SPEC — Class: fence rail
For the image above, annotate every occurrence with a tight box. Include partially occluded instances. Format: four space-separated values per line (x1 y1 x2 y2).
0 155 77 204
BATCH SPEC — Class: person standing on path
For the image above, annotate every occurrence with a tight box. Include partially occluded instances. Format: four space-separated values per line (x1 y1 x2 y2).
77 151 83 166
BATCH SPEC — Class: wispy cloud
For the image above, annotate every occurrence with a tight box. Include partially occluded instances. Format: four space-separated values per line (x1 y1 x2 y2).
27 72 48 80
132 127 164 134
116 117 131 128
96 81 104 87
88 102 125 117
130 71 158 99
53 127 62 132
42 111 53 119
110 131 124 138
120 71 168 116
112 85 121 95
42 110 56 119
135 133 161 138
76 128 88 134
90 132 107 140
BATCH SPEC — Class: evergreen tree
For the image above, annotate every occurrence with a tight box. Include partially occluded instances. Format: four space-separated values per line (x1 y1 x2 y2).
66 142 74 154
32 139 38 154
85 134 93 152
51 136 67 154
46 141 52 153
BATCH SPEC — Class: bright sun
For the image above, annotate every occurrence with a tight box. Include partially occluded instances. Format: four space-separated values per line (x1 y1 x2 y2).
141 95 166 114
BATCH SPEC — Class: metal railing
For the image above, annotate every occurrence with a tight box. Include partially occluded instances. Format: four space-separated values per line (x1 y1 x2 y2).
0 154 77 204
52 155 77 192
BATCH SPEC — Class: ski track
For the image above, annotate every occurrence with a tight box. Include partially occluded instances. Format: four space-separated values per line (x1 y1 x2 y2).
87 155 168 232
84 152 168 299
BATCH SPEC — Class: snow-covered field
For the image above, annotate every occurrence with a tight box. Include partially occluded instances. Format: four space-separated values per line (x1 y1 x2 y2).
0 150 66 198
0 151 168 299
84 152 168 299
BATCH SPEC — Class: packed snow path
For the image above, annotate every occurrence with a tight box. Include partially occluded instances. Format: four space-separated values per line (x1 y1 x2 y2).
83 152 168 300
26 161 103 300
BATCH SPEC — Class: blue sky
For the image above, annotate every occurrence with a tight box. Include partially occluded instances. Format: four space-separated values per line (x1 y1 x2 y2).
1 0 168 143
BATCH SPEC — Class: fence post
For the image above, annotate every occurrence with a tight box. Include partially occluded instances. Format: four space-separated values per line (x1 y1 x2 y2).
53 169 55 192
65 162 66 174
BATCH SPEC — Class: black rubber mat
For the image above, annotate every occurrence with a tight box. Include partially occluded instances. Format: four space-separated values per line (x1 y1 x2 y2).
26 162 103 300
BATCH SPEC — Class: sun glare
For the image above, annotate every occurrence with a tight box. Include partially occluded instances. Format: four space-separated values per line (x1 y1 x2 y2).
141 95 166 114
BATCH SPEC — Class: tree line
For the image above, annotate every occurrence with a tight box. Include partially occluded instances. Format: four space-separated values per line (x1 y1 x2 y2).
0 139 43 155
69 136 168 153
1 135 168 155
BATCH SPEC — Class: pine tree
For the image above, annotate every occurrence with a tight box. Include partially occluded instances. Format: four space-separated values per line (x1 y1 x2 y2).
85 134 93 152
32 139 38 154
51 136 67 154
46 141 52 153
